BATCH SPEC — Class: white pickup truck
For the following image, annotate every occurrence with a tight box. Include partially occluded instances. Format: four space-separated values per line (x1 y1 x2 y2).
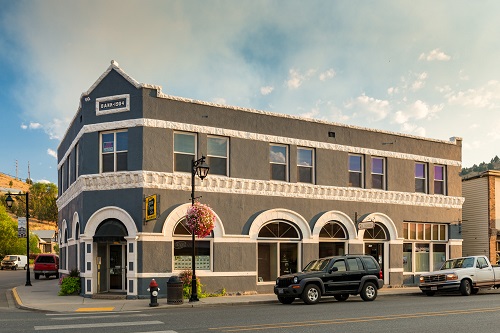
419 256 500 296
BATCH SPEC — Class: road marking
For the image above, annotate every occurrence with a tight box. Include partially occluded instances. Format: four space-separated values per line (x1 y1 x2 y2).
210 306 500 331
34 320 163 330
75 307 115 312
47 310 141 316
51 313 152 320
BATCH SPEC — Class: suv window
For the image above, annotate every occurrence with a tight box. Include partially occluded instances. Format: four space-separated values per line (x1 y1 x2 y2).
361 256 378 270
35 256 55 263
332 259 346 272
347 258 363 271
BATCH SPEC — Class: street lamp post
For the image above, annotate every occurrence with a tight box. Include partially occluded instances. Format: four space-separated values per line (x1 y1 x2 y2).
190 156 209 302
5 192 32 287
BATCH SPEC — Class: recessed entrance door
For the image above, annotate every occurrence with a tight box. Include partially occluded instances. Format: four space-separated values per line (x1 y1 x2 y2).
109 244 126 291
365 243 384 276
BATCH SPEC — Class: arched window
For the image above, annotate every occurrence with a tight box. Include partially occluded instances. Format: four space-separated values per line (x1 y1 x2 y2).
364 223 387 240
319 221 347 257
257 221 300 282
173 218 212 271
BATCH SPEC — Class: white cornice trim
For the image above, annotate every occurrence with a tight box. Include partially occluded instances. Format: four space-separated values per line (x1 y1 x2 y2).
56 171 465 211
58 118 461 169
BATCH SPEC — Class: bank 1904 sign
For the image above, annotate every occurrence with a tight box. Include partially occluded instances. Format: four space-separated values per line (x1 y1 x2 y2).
145 194 157 221
95 94 130 115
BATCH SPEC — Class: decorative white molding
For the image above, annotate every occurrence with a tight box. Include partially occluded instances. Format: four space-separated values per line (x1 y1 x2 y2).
136 271 256 278
57 171 465 212
58 118 462 170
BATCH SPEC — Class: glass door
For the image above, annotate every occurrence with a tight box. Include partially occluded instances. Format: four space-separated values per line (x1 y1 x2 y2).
109 244 125 291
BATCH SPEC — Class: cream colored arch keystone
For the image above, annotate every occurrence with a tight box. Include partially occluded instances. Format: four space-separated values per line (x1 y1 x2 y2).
162 203 225 241
249 208 311 240
312 211 358 241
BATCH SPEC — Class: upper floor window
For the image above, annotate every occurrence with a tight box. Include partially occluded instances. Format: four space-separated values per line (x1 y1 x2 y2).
349 154 363 188
75 142 79 179
297 147 314 183
434 165 446 195
371 157 385 190
101 130 128 173
270 144 288 181
174 132 196 173
207 136 228 176
415 162 427 193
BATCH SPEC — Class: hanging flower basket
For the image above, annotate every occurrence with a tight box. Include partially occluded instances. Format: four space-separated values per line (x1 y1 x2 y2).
186 202 215 238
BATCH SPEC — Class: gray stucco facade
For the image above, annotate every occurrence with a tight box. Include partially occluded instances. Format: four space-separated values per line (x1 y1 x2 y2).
57 61 464 298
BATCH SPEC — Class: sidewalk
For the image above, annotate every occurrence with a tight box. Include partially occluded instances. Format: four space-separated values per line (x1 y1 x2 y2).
10 280 422 313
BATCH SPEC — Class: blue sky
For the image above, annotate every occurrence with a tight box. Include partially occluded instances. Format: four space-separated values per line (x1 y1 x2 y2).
1 0 500 185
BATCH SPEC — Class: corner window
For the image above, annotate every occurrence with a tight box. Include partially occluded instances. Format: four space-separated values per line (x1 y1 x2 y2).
297 147 314 183
415 162 427 193
174 132 196 173
270 144 288 181
349 154 364 188
371 157 385 190
434 165 446 195
207 136 228 176
101 130 128 173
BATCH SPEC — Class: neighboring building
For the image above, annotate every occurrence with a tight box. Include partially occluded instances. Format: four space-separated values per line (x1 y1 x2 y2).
462 170 500 263
32 230 58 254
57 60 464 298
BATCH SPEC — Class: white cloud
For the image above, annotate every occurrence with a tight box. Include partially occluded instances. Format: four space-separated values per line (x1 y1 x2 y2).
446 80 500 109
319 68 336 81
411 72 428 91
285 68 316 89
21 124 28 129
418 48 451 61
387 87 398 95
47 149 57 159
21 122 42 130
345 94 390 121
212 97 227 105
260 86 274 95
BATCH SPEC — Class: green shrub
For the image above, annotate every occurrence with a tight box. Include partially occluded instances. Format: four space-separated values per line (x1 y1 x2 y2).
179 270 226 298
59 276 81 296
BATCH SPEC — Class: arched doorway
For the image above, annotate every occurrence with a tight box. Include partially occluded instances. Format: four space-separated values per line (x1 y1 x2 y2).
363 223 388 278
319 221 347 257
94 219 128 293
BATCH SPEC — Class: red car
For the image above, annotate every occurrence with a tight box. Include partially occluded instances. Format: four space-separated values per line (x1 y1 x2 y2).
33 254 59 279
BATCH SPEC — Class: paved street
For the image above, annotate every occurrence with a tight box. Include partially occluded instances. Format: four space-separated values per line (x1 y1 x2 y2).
3 269 500 332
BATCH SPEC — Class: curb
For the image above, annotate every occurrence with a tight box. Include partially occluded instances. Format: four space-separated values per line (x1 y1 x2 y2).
10 288 53 313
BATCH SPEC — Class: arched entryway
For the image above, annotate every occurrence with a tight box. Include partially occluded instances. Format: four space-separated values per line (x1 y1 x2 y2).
94 219 128 293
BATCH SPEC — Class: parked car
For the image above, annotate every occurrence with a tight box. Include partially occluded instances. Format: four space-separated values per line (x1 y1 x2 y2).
419 255 500 296
33 254 59 279
274 255 384 304
1 255 28 270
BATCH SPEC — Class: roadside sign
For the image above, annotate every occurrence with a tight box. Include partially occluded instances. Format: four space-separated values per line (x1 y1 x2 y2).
358 221 375 230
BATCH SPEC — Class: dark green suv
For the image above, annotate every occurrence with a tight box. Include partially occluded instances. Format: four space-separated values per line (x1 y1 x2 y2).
274 255 384 304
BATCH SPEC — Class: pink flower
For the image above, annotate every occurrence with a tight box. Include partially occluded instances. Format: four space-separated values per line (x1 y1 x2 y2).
186 202 215 238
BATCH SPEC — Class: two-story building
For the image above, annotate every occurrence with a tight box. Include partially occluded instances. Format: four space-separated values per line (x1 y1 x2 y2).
57 60 464 298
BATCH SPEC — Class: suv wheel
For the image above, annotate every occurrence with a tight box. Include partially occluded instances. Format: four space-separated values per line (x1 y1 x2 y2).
301 284 321 305
334 294 349 302
35 273 40 280
278 296 295 304
360 282 378 301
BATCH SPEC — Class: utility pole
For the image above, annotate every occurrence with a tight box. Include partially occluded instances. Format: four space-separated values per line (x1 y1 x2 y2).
16 160 18 180
28 162 31 183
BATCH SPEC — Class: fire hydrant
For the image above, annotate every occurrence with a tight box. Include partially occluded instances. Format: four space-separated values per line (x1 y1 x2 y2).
147 279 160 307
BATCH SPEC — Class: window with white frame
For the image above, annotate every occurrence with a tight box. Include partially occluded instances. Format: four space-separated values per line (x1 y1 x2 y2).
207 136 228 176
67 153 72 186
349 154 364 188
415 162 427 193
174 132 196 173
75 142 79 179
173 218 212 270
403 222 448 273
434 165 446 195
258 221 300 281
101 130 128 173
371 157 385 190
297 147 314 183
319 221 346 257
270 144 288 181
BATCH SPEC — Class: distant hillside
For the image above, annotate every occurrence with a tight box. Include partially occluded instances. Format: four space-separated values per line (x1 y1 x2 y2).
461 155 500 178
0 172 31 193
0 172 56 230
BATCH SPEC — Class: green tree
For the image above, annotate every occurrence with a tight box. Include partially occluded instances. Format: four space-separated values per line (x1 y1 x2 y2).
0 205 39 256
29 182 58 222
